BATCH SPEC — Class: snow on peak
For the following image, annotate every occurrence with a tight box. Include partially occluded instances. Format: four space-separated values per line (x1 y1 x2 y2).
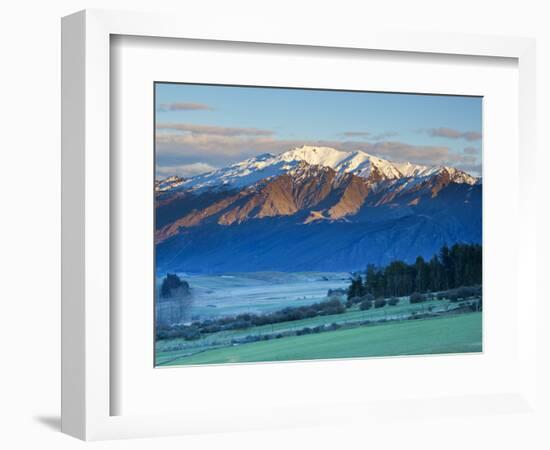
437 166 478 185
278 145 403 181
178 145 478 191
155 175 186 192
392 161 434 178
279 146 350 167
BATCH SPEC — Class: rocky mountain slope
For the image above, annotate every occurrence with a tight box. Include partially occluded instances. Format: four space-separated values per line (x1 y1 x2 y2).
155 146 481 273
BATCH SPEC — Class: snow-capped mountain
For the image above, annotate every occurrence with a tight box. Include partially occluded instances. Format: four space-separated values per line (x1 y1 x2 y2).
162 145 478 192
155 145 482 273
155 175 186 192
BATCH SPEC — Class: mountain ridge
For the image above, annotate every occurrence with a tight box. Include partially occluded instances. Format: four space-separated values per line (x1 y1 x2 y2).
155 145 482 273
157 145 479 193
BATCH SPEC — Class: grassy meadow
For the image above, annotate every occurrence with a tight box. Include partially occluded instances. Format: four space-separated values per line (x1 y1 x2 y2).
156 288 482 367
160 312 481 366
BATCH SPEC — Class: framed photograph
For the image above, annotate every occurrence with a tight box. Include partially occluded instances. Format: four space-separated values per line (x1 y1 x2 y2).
153 82 483 368
62 9 538 440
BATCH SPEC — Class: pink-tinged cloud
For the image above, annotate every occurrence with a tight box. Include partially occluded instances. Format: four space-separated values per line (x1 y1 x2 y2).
156 123 274 137
156 132 479 173
428 127 482 141
340 131 371 138
339 131 399 140
157 102 214 111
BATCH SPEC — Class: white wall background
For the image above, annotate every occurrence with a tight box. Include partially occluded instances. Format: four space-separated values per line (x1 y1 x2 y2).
0 1 548 449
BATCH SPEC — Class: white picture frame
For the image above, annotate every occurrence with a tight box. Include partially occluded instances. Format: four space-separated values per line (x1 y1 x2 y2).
61 9 537 441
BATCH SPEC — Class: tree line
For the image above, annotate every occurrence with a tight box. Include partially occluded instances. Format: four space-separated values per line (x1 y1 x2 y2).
159 273 190 298
348 243 482 299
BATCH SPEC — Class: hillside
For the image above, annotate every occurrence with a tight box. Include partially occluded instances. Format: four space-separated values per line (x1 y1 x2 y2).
155 146 482 273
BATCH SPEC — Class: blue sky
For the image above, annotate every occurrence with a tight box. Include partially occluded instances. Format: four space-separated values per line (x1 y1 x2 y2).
155 82 482 178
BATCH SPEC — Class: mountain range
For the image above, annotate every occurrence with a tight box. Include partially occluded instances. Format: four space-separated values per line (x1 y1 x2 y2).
155 146 482 273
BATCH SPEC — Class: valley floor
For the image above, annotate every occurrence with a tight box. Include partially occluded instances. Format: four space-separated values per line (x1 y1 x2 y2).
156 271 349 321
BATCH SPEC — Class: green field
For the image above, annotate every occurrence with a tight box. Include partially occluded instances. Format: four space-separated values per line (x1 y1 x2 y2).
159 312 482 366
155 297 458 364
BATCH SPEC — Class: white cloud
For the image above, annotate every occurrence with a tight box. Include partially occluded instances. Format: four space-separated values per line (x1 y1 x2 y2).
156 162 217 178
155 121 482 176
157 132 478 169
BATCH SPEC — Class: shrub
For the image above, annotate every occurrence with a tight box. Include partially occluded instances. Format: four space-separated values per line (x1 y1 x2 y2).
436 291 448 300
447 292 460 302
225 319 253 330
409 292 426 304
319 299 345 315
374 298 387 308
241 335 261 343
200 324 221 333
456 286 476 299
156 324 200 341
160 296 351 341
296 327 312 336
388 297 400 306
346 296 362 308
359 300 372 311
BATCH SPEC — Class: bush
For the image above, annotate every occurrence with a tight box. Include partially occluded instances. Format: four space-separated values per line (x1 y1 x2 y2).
456 286 477 299
160 297 350 341
296 327 313 336
156 324 200 341
374 298 387 308
436 291 448 300
388 297 400 306
200 324 221 333
359 300 372 311
319 299 345 315
225 319 253 330
346 296 362 308
446 286 482 302
447 292 460 302
409 292 426 304
236 313 253 322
